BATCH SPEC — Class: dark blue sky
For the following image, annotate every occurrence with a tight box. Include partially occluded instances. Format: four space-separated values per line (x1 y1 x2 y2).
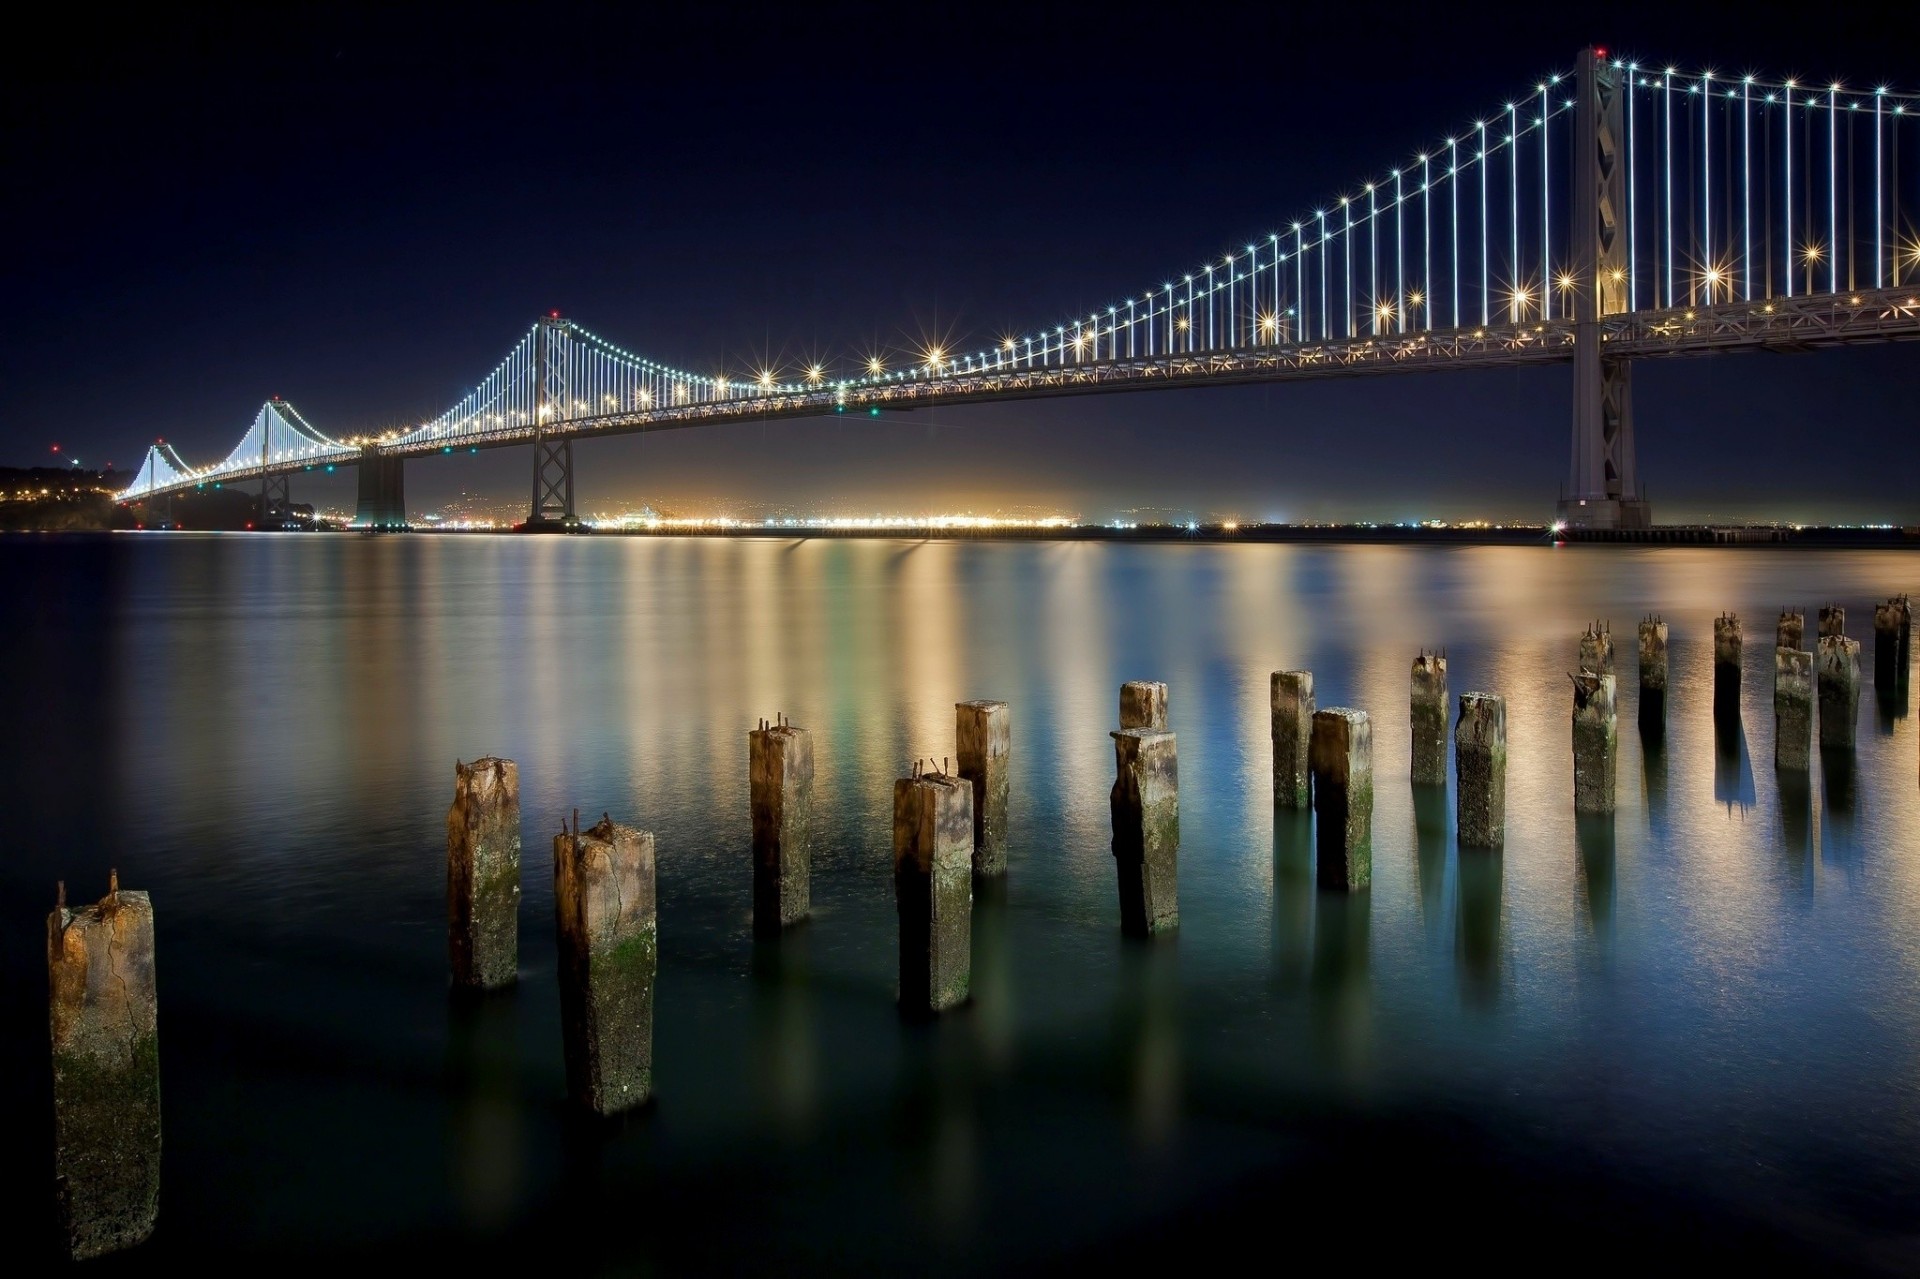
4 2 1916 522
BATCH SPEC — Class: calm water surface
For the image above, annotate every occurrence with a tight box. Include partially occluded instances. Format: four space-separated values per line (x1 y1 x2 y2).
3 535 1916 1270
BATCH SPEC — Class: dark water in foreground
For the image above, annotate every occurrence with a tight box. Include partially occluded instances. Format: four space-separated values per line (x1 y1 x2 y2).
2 535 1917 1271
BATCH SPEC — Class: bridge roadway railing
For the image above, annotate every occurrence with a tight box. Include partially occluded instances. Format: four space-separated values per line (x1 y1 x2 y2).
127 285 1920 498
397 284 1918 456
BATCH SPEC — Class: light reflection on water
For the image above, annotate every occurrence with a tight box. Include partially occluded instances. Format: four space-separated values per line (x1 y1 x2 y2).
1 535 1915 1267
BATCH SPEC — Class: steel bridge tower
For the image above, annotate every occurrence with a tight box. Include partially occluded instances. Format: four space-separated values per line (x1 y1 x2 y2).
1560 46 1651 531
527 314 579 529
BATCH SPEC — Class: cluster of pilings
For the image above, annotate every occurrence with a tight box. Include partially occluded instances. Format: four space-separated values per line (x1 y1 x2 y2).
42 592 1914 1258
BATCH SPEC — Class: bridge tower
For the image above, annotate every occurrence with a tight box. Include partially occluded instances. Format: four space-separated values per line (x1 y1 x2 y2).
527 314 579 529
259 474 290 526
353 447 408 530
1559 46 1651 531
256 408 288 527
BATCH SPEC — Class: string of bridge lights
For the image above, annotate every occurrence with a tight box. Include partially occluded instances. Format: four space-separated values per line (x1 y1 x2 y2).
120 55 1919 500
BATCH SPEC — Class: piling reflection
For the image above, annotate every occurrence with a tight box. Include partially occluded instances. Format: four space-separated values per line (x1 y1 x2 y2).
1640 722 1670 835
1271 805 1314 993
445 992 522 1227
1777 768 1814 869
1820 748 1858 848
1575 815 1617 941
749 931 820 1138
1412 785 1450 939
1455 849 1503 1007
890 1024 978 1240
1311 886 1371 1071
969 877 1015 1072
1714 714 1756 813
1111 939 1181 1148
1875 672 1908 728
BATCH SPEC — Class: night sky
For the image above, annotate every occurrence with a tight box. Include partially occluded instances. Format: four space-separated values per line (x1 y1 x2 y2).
4 2 1917 523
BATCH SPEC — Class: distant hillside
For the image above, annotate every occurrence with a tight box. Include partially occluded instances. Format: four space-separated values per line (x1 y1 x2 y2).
0 468 123 531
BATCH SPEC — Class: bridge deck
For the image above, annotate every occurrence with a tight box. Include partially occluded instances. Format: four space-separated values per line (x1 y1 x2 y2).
129 286 1920 496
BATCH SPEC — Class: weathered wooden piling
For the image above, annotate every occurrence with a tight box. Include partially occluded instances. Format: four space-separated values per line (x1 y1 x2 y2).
1110 728 1179 934
48 873 161 1260
1777 608 1805 652
1579 620 1614 675
893 764 974 1011
1119 680 1168 730
955 700 1010 877
1270 670 1314 808
1713 613 1742 717
750 715 813 932
1817 636 1862 749
1409 651 1448 786
1774 648 1814 771
1775 609 1805 695
554 813 657 1115
1454 693 1506 849
1310 708 1373 891
1818 604 1846 640
1876 597 1912 692
447 757 521 990
1637 615 1668 729
1571 671 1617 815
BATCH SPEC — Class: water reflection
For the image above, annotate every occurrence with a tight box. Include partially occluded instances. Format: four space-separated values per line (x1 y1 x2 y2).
1714 714 1756 814
750 931 820 1137
1575 815 1617 941
1271 805 1314 994
1412 785 1450 940
1311 887 1371 1072
444 992 523 1226
970 878 1015 1072
1111 940 1181 1147
6 536 1920 1268
1820 747 1859 846
891 1023 978 1240
1777 769 1814 869
1455 850 1503 1007
1875 668 1909 728
1640 722 1670 835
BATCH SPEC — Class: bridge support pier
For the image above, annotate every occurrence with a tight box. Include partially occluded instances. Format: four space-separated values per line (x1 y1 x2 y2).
524 436 579 530
259 473 290 526
1558 47 1651 531
353 450 407 531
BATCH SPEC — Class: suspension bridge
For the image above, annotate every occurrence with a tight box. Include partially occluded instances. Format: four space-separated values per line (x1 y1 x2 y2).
117 49 1920 532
